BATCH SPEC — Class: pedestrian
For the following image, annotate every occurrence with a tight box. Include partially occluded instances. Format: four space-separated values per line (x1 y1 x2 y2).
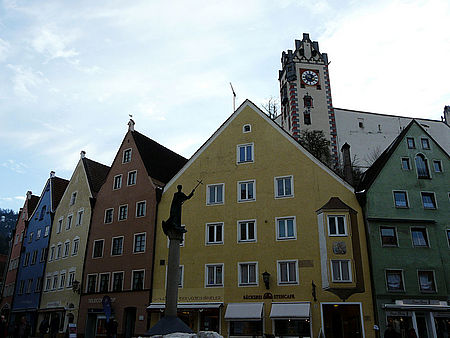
14 316 30 338
0 315 7 338
39 316 50 338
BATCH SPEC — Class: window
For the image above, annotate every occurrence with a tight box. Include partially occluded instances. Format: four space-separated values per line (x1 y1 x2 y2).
23 252 30 266
275 176 293 198
132 270 144 290
118 205 128 221
39 206 46 220
386 270 404 291
136 201 146 217
327 215 347 236
35 277 42 292
276 217 296 240
206 223 223 244
411 228 429 247
178 266 184 288
52 275 58 290
56 243 62 259
238 220 256 242
421 138 430 150
134 233 146 253
418 271 436 292
421 192 437 209
40 248 47 262
447 230 450 247
68 271 75 287
415 154 430 179
63 241 70 257
433 160 443 173
44 226 49 237
113 175 122 190
70 192 77 206
238 180 255 202
206 264 223 287
72 238 79 256
18 280 25 294
104 209 114 224
26 279 33 293
237 143 254 163
401 158 411 170
59 273 66 289
112 237 123 256
31 250 37 265
77 209 84 226
407 137 415 149
278 260 298 284
36 229 41 240
380 226 398 246
331 260 352 282
127 170 137 185
99 273 110 293
112 272 124 292
45 277 51 292
93 240 104 258
239 262 257 286
243 124 251 133
28 232 33 243
66 214 73 230
393 191 409 208
49 246 55 261
86 275 97 293
123 148 132 163
207 184 224 205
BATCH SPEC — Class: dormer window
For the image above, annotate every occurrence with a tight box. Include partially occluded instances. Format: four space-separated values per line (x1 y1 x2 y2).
243 124 251 133
123 148 132 163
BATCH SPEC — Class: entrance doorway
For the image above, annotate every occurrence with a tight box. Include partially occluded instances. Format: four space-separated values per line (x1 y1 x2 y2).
123 307 136 338
322 303 363 338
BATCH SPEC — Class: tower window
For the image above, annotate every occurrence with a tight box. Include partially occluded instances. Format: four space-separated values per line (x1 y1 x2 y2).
304 112 311 125
303 94 313 108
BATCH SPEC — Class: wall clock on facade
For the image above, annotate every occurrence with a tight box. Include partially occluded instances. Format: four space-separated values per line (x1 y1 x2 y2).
301 69 319 86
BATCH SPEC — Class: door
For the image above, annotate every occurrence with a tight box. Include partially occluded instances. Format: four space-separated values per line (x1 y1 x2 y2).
322 304 362 338
123 307 136 338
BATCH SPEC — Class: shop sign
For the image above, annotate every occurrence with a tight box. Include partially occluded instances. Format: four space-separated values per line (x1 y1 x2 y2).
154 295 223 302
243 292 295 300
88 297 116 304
402 299 440 305
68 323 77 338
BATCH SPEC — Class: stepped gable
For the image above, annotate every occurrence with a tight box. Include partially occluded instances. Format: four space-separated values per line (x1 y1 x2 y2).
51 176 69 211
82 157 110 197
131 130 188 184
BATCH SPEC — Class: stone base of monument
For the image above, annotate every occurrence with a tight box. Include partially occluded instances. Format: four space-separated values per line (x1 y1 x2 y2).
145 316 194 336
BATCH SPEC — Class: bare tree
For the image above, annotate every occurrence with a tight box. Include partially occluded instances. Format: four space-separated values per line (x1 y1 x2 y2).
364 146 383 166
261 97 280 119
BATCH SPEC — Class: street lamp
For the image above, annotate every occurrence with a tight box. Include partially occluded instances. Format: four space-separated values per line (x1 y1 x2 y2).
72 280 81 294
262 271 270 290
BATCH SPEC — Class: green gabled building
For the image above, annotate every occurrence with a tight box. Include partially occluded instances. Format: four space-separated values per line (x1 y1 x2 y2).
357 120 450 338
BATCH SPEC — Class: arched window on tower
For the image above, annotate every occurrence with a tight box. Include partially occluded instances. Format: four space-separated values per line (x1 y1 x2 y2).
415 154 430 179
304 111 311 125
303 93 313 108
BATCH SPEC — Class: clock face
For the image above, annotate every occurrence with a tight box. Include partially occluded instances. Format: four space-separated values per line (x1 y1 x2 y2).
301 70 319 86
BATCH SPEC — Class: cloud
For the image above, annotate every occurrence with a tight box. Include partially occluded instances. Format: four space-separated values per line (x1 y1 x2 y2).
7 64 47 100
31 26 79 61
1 159 28 174
0 38 10 62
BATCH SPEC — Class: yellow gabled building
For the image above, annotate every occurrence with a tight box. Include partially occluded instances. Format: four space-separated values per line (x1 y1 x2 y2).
149 100 375 338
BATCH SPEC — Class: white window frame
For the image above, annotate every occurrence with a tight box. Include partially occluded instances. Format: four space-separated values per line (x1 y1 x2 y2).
243 124 251 133
237 180 256 202
69 191 77 206
205 222 224 245
205 263 224 288
72 237 80 256
411 227 430 248
238 261 258 286
417 270 437 293
274 175 294 199
63 240 70 258
59 271 66 290
104 208 114 224
136 201 146 218
131 269 145 291
57 217 63 234
276 216 297 240
118 204 128 221
127 170 137 186
379 226 398 247
56 243 62 260
277 260 299 285
44 226 49 237
330 260 352 282
327 215 348 236
66 214 73 230
133 232 146 254
237 143 254 164
86 274 98 293
93 239 104 258
36 229 41 240
111 236 124 256
122 148 132 164
49 245 55 262
99 272 111 293
206 183 225 205
76 208 84 226
420 191 438 210
385 269 405 292
237 219 257 243
393 190 409 208
113 174 122 190
112 271 124 292
67 269 76 288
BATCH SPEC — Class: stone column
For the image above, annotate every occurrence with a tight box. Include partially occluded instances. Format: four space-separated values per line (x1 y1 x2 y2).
164 229 183 318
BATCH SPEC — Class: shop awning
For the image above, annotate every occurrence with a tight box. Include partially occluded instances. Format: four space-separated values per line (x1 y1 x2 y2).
270 302 310 319
224 303 264 321
384 303 450 311
147 302 223 310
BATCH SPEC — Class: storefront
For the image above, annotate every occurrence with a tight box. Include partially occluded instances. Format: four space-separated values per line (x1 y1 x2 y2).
321 302 364 338
270 302 311 337
147 302 223 333
384 300 450 338
224 303 264 337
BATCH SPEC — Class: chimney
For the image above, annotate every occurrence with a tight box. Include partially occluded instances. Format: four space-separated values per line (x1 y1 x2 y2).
443 106 450 126
26 191 32 200
128 119 135 131
341 143 353 186
50 171 55 178
80 150 86 159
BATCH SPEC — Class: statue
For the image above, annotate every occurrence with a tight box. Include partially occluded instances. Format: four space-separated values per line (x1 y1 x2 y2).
162 185 194 235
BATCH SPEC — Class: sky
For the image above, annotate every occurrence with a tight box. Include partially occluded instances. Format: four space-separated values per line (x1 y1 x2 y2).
1 0 449 212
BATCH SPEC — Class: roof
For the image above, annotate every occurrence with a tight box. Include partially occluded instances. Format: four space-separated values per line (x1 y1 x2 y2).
50 177 69 212
317 197 356 213
357 119 449 192
82 157 110 197
131 130 188 184
27 195 40 217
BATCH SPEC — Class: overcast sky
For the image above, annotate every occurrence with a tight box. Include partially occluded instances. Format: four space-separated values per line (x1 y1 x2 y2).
1 0 449 211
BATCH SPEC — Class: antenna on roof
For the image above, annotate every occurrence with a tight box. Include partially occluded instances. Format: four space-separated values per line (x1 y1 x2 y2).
230 83 236 112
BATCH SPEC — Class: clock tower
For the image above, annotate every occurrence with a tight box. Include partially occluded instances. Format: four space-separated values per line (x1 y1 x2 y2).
279 33 338 165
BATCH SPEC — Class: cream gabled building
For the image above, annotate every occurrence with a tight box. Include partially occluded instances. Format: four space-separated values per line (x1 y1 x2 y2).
149 101 375 338
38 152 109 333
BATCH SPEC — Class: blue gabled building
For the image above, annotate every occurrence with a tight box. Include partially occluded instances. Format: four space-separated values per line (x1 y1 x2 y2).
10 172 68 334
